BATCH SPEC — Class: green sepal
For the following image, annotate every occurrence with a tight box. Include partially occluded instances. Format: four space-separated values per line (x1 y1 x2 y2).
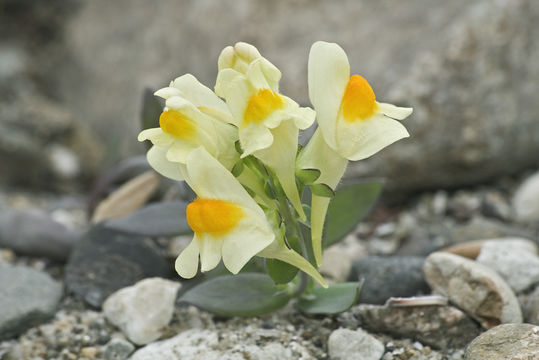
297 281 363 315
296 168 321 185
234 140 243 154
264 181 276 199
179 273 291 317
231 161 244 177
309 183 335 198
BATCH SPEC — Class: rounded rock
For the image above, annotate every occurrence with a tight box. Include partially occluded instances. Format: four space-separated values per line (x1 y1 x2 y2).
465 323 539 360
476 238 539 293
0 265 63 340
103 278 181 345
513 171 539 223
328 328 385 360
424 252 522 328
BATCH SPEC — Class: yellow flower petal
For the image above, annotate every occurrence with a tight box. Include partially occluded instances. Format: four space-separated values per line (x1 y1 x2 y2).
220 218 274 274
175 238 200 279
146 145 185 181
308 41 350 150
336 114 410 161
154 87 181 100
239 124 274 157
137 128 175 146
171 74 230 116
198 235 225 272
185 147 266 215
377 102 413 120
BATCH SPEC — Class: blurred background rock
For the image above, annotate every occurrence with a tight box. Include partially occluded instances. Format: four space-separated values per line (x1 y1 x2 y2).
1 0 538 195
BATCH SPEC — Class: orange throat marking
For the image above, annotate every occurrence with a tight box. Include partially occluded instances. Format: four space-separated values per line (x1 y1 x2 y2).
159 109 196 140
186 198 244 236
339 74 377 122
243 88 284 127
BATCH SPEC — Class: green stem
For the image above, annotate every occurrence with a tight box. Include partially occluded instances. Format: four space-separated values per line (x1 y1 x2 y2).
267 168 311 298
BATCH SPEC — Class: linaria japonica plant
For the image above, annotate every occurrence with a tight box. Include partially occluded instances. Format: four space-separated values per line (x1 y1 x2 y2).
133 41 412 316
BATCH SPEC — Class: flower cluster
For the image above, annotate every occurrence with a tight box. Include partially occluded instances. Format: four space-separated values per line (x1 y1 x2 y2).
138 41 412 287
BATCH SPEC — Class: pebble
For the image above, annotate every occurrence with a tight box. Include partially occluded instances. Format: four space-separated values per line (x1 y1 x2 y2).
512 170 539 223
128 329 221 360
476 238 539 293
0 265 62 340
0 209 80 261
424 252 523 328
349 304 480 349
103 278 181 345
349 256 430 304
464 323 539 360
102 338 135 360
65 226 170 307
328 328 384 360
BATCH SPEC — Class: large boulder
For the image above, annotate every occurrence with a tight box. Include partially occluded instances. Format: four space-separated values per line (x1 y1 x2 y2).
62 0 539 192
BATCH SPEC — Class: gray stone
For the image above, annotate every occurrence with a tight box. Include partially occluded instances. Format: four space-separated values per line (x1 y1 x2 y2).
0 265 62 340
129 329 220 360
477 238 539 293
349 304 480 349
328 328 384 360
349 256 430 304
522 286 539 326
348 0 539 193
65 226 170 307
103 338 136 360
513 171 539 223
0 209 80 261
464 323 539 360
103 278 181 345
424 252 522 328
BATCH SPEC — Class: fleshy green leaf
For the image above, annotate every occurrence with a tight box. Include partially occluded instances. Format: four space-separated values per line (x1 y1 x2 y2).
266 235 301 284
140 88 164 132
324 180 383 248
296 168 321 185
179 273 291 316
310 183 335 198
103 201 191 237
298 282 362 315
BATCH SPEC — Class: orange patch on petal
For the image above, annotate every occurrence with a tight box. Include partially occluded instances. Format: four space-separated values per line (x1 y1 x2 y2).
159 110 196 140
340 75 377 122
186 198 244 235
243 89 284 127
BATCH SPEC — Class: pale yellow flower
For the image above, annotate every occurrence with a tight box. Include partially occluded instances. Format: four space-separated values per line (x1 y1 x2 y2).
175 147 327 288
215 44 315 220
175 147 275 277
299 41 413 265
138 74 238 180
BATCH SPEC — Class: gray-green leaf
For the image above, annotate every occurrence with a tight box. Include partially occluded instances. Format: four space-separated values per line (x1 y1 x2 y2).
179 273 291 317
324 180 383 248
298 282 362 315
103 201 191 237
